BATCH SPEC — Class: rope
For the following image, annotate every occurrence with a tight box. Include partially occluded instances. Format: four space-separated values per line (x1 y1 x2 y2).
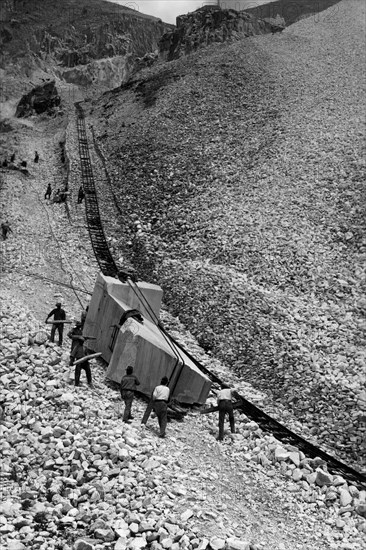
126 277 185 369
13 269 92 295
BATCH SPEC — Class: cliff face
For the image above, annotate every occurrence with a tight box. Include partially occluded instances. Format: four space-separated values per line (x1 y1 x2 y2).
159 5 284 61
0 0 173 97
57 55 132 88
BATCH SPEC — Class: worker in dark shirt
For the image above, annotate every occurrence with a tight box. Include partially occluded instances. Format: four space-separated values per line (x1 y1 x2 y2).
45 302 66 346
77 186 85 204
67 321 83 362
44 183 52 200
69 337 93 387
120 366 140 422
1 221 13 240
80 305 89 328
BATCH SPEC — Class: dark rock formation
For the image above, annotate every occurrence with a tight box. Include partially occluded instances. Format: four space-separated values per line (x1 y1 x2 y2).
159 6 285 61
15 81 61 117
0 26 13 45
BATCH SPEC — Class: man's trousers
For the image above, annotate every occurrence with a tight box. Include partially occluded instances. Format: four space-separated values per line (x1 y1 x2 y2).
154 401 168 436
218 399 235 441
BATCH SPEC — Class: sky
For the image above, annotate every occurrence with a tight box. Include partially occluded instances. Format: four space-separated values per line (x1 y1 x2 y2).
107 1 274 25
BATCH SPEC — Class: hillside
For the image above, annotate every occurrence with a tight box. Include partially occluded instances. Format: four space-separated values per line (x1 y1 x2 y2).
1 1 366 550
0 0 172 108
87 0 366 468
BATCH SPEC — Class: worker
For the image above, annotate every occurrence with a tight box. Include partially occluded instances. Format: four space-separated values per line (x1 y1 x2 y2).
77 186 85 204
120 366 140 422
152 376 170 438
70 337 93 387
45 302 66 346
34 151 39 163
10 153 15 163
44 183 52 200
67 321 84 360
80 305 89 328
59 189 67 203
217 387 237 441
1 221 13 240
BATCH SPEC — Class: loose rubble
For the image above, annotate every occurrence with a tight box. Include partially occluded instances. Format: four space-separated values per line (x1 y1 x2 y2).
1 300 366 550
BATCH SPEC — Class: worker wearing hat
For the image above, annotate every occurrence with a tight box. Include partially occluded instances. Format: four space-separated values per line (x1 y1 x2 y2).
45 302 66 346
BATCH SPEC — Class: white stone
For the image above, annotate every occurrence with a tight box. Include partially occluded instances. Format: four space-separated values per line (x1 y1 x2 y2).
61 393 74 403
209 537 225 550
226 538 251 550
274 446 290 461
339 489 353 507
128 538 147 550
180 509 194 522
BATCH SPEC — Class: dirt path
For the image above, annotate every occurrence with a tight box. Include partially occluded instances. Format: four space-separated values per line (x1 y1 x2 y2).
0 113 98 323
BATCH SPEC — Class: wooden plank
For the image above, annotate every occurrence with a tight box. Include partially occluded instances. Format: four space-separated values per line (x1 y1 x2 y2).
200 401 243 415
46 320 73 324
73 352 102 365
141 398 154 425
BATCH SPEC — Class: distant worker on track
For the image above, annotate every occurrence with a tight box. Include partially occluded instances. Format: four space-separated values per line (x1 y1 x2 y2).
120 366 140 423
44 183 52 200
45 302 66 346
52 189 61 203
216 387 237 441
152 376 170 438
34 151 39 163
1 221 13 240
77 186 85 204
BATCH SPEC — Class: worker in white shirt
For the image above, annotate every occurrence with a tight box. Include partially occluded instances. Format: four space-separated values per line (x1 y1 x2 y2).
152 376 170 438
217 387 236 441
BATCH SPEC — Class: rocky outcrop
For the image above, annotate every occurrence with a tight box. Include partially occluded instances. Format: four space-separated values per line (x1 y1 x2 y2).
38 17 168 69
159 6 285 61
15 80 61 117
0 0 173 91
56 55 133 89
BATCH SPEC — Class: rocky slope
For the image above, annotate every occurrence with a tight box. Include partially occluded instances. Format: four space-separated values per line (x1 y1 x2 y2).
87 0 366 469
1 297 365 550
1 107 365 550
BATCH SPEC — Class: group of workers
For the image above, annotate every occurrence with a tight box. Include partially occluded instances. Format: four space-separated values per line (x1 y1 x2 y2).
45 302 237 441
1 151 38 170
45 303 92 387
120 367 170 438
44 184 84 204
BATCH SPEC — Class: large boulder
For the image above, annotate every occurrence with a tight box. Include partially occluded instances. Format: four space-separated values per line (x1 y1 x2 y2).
15 80 61 117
